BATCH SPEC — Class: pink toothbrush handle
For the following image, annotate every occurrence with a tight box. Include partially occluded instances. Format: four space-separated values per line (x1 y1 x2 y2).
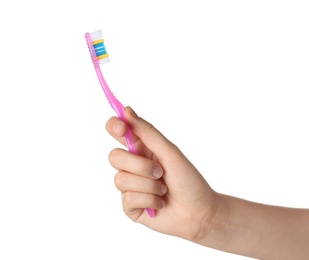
94 65 155 217
112 102 138 155
112 103 156 218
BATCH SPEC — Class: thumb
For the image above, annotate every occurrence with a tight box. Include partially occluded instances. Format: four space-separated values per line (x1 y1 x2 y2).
125 107 211 203
125 107 179 160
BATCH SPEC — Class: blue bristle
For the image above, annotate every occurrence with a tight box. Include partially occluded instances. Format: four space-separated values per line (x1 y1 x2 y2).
93 42 104 48
96 49 106 56
94 42 107 57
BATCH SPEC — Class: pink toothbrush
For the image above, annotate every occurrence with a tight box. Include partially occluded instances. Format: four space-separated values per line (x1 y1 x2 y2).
85 29 155 217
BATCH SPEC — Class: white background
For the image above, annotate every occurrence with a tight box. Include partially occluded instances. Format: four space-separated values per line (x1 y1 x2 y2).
0 1 308 259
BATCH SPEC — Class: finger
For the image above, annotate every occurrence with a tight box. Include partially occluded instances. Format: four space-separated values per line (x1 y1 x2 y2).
114 171 168 196
109 148 164 179
122 191 165 217
125 107 182 162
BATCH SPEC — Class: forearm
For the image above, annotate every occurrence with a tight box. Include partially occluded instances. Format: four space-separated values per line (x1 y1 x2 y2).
197 193 309 259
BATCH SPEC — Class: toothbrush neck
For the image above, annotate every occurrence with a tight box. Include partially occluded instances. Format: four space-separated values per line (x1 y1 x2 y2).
94 64 112 97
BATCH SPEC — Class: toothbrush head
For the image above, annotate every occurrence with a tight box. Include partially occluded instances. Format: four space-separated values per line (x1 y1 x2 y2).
85 30 110 64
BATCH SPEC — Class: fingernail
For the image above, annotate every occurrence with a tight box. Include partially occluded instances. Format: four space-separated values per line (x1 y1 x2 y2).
113 122 125 134
160 184 167 195
153 167 163 178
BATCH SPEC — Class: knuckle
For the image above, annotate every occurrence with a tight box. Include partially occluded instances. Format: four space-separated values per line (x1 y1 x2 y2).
139 121 156 139
144 122 156 133
122 191 133 204
136 158 148 173
108 148 121 163
114 172 126 190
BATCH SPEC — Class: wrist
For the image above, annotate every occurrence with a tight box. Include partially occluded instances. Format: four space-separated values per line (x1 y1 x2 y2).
191 192 230 248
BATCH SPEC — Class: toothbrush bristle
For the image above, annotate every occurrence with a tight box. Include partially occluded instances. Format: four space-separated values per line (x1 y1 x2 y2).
89 30 110 64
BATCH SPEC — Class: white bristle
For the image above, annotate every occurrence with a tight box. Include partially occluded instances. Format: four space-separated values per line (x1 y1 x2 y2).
90 30 102 41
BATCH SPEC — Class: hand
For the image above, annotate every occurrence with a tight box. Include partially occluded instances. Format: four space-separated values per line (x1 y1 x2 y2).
106 107 219 242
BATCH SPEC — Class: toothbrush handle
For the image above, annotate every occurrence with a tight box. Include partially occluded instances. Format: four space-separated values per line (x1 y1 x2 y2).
111 102 155 218
95 65 155 217
110 101 138 155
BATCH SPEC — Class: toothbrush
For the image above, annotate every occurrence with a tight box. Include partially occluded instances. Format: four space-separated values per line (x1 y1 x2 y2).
85 30 155 218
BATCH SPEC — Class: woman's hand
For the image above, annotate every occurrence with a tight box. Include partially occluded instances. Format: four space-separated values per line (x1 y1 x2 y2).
105 107 218 242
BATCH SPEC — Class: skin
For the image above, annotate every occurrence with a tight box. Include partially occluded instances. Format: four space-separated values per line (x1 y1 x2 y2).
106 106 309 259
